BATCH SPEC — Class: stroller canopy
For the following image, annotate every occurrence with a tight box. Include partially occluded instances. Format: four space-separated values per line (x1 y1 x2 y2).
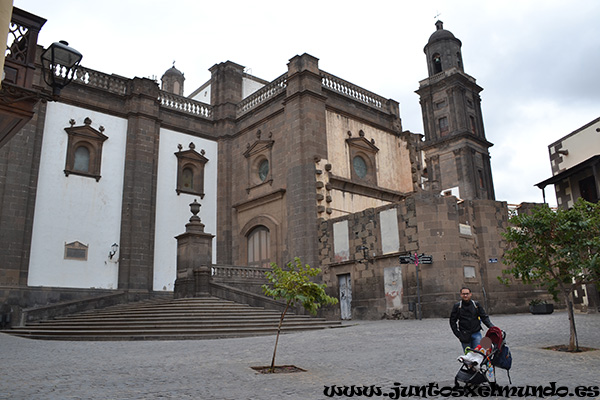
485 327 504 348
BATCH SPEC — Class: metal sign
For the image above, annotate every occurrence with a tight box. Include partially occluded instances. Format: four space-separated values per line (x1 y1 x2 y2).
398 253 433 321
398 253 433 265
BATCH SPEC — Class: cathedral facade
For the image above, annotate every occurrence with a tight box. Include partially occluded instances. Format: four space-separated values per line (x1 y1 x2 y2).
0 21 538 320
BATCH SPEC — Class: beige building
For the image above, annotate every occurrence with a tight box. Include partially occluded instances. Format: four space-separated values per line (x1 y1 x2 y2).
536 117 600 208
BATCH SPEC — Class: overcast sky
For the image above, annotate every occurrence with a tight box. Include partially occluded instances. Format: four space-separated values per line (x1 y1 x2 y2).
13 0 600 206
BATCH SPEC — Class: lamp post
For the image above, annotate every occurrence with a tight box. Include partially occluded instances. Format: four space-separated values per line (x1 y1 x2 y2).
40 40 82 97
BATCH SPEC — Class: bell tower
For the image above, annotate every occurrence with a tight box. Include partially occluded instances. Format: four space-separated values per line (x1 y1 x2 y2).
416 21 495 200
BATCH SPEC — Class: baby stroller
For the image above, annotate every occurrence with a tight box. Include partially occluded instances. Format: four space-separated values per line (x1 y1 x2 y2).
454 327 511 387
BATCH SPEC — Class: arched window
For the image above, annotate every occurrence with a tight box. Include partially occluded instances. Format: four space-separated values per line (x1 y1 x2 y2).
175 144 208 197
247 226 270 268
182 167 194 190
63 118 108 181
73 145 90 172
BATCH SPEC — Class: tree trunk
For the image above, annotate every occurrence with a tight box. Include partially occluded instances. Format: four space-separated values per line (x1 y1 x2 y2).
563 290 579 351
270 300 290 373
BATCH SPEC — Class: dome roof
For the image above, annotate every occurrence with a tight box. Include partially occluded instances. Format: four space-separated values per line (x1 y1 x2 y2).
427 20 461 45
162 64 184 78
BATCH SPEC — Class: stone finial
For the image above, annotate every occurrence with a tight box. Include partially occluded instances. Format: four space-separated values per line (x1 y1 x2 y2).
84 117 92 125
189 199 201 223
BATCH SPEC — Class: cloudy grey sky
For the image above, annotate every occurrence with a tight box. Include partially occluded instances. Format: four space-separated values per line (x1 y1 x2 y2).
13 0 600 206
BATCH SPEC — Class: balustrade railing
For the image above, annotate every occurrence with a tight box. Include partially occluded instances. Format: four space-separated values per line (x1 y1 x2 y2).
211 264 269 281
72 65 128 95
159 91 212 118
236 73 287 117
321 71 386 111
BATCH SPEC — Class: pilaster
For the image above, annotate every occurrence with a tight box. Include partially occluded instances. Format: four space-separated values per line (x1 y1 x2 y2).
281 53 328 268
118 77 161 291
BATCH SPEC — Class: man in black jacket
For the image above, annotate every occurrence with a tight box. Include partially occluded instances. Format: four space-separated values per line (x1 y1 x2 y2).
449 287 494 352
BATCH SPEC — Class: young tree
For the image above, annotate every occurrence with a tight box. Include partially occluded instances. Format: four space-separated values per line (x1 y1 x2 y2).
262 257 338 372
501 198 600 351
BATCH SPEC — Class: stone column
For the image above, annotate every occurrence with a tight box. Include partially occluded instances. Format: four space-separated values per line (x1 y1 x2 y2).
174 200 215 298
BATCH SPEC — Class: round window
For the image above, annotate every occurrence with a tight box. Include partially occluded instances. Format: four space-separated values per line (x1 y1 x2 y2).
258 159 269 182
353 156 367 179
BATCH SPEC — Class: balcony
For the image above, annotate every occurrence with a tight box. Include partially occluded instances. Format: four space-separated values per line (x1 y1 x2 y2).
0 7 46 148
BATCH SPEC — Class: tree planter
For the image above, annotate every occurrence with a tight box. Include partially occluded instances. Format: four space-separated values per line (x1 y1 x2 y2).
251 365 306 374
530 304 554 314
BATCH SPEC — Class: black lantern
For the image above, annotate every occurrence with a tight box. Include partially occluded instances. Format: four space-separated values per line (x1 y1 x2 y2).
40 40 82 96
109 243 119 260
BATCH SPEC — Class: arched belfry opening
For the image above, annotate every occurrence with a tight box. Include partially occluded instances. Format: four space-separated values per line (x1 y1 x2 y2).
432 53 442 74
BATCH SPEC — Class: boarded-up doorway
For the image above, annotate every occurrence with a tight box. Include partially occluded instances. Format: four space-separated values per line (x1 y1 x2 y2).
338 273 352 320
384 266 402 312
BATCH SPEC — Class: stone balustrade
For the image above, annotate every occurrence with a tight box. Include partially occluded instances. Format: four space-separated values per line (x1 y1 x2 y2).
321 71 386 111
72 66 128 95
158 91 212 118
236 73 287 117
211 264 268 281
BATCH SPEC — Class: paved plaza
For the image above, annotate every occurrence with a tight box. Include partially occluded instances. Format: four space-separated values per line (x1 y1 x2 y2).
1 311 599 399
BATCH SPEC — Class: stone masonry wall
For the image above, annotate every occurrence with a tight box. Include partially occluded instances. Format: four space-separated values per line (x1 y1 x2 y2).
318 192 541 320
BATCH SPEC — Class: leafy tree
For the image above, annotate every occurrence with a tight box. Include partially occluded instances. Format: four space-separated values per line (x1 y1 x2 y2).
500 198 600 351
262 257 338 372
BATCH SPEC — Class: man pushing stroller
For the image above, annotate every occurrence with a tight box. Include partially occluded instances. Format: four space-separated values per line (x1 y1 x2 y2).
449 287 494 352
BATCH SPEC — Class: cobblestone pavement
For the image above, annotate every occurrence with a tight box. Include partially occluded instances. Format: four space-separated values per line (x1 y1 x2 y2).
1 311 599 400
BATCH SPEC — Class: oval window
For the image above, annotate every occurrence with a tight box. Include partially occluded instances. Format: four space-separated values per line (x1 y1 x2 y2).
258 159 269 182
353 156 367 179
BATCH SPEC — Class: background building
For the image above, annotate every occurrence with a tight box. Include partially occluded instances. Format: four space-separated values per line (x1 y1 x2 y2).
535 117 600 312
536 117 600 208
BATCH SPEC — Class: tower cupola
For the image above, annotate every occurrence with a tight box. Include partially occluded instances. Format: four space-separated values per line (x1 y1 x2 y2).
161 63 185 96
424 20 464 77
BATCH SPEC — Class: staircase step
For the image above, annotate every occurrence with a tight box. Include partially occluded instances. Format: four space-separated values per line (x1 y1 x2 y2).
2 296 341 341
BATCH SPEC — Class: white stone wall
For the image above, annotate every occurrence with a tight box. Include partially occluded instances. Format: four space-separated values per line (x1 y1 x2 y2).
28 102 127 289
153 129 218 291
242 76 265 99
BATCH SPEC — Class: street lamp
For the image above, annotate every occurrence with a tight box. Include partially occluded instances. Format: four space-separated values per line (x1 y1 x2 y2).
40 40 82 97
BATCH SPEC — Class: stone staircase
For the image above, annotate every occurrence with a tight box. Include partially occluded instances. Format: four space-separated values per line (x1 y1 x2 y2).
2 297 342 341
